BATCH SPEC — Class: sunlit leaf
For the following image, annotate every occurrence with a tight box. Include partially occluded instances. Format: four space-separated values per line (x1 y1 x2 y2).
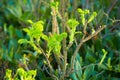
88 12 97 23
67 19 79 29
18 39 28 44
27 20 33 24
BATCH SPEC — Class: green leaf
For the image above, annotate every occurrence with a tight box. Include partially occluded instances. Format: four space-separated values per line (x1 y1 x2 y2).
27 69 37 78
23 28 31 37
84 10 90 14
70 73 79 80
50 2 59 8
67 19 79 29
69 32 74 43
77 8 83 14
75 60 82 79
42 34 49 41
7 4 22 18
99 49 108 64
67 19 79 42
4 69 12 79
77 8 85 25
83 64 94 80
88 12 97 23
98 64 108 70
27 20 33 24
17 68 27 79
32 21 44 32
31 21 44 38
47 33 67 54
18 39 28 44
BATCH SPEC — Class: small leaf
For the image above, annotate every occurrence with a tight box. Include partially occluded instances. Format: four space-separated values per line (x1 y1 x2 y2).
91 28 95 34
77 8 83 13
32 21 44 32
23 28 31 36
42 34 48 41
83 64 94 80
77 8 85 25
4 69 12 79
69 33 74 43
50 2 59 8
27 69 37 78
18 39 28 44
17 68 26 76
27 20 33 24
67 19 79 29
84 10 90 14
88 12 97 23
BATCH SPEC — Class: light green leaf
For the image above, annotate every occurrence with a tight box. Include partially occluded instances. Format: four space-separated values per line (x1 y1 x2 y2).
50 1 59 8
77 8 85 25
27 20 33 24
67 19 79 29
84 10 90 14
18 39 28 44
27 69 37 78
4 69 12 79
77 8 83 14
88 12 97 23
42 34 49 41
32 21 44 32
17 68 27 78
69 33 74 43
23 28 31 37
47 33 67 54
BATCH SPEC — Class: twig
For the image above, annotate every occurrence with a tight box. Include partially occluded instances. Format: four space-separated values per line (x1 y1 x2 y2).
70 25 106 74
83 25 106 43
39 46 53 72
96 70 105 77
46 16 52 32
50 0 59 34
60 0 68 79
107 0 118 14
44 65 59 80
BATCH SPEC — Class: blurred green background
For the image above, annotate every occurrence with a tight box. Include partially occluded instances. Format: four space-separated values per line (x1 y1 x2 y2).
0 0 120 80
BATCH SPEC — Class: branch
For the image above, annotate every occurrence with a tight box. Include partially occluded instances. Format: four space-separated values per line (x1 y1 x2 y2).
69 25 106 74
50 0 59 34
83 25 106 43
60 0 68 79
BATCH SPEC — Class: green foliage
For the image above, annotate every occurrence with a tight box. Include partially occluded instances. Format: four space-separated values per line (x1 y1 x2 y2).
5 68 37 80
0 0 120 80
99 49 108 64
67 19 79 43
83 64 94 80
47 33 67 54
77 8 97 25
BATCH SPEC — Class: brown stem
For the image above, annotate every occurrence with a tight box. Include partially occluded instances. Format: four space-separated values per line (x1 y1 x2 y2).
50 0 63 79
70 25 106 75
50 0 59 34
59 0 68 79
